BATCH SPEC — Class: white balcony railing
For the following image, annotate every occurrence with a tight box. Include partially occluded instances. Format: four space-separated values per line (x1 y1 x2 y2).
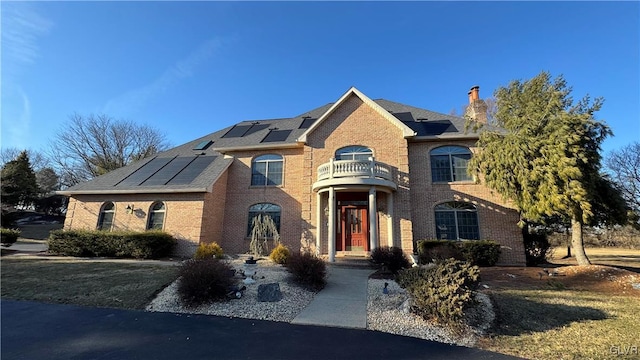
317 158 393 182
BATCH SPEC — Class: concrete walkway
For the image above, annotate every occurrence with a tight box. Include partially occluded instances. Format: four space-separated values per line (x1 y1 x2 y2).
292 266 373 329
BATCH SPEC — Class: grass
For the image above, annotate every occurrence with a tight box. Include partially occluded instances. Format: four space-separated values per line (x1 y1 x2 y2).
479 289 640 359
550 247 640 272
1 258 179 309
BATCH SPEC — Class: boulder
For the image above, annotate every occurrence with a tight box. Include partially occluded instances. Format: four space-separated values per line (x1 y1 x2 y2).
257 283 282 302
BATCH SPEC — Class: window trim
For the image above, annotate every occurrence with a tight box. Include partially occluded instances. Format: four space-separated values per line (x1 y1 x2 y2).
430 145 473 183
251 154 284 187
434 201 480 240
335 145 373 161
147 201 166 230
97 201 115 231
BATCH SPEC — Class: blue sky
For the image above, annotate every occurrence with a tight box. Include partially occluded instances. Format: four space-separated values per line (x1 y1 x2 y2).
2 1 638 158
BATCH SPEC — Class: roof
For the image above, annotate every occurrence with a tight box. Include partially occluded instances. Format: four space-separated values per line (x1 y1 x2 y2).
59 87 483 195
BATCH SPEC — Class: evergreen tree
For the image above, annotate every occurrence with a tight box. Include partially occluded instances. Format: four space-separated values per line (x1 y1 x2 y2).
1 151 39 208
469 72 612 265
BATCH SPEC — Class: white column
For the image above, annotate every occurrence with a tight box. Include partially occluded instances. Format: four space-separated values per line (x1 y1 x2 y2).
328 187 336 263
387 192 395 247
369 187 379 250
316 192 322 256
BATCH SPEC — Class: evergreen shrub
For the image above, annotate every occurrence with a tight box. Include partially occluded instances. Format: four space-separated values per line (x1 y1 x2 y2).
370 246 411 273
285 252 326 291
269 243 290 265
177 259 237 307
194 242 224 260
417 239 501 266
48 230 176 259
524 231 551 266
1 228 21 246
396 259 480 326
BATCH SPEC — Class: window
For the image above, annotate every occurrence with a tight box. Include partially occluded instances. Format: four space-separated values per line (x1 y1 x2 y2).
247 203 281 237
335 146 373 161
97 202 115 231
147 202 166 230
435 202 479 240
251 154 283 186
430 146 472 182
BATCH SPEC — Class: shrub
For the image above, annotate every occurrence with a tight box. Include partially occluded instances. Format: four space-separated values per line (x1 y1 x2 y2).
48 230 176 259
397 259 480 326
370 246 411 273
417 239 501 266
417 240 463 264
194 242 224 260
269 243 290 265
285 252 326 291
458 240 501 266
1 228 21 246
177 259 238 308
524 231 551 266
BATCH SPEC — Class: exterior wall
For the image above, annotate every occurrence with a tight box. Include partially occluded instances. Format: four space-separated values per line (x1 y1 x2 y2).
219 148 305 254
407 141 526 265
64 193 206 257
305 94 414 255
200 169 229 249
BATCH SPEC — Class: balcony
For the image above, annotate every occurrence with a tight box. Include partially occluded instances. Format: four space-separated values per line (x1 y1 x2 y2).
313 158 397 191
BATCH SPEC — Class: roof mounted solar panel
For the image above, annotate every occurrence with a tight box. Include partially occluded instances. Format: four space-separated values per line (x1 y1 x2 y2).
261 129 292 143
402 120 457 136
392 112 415 122
193 140 213 150
222 125 252 138
141 156 196 186
167 156 216 185
116 157 173 186
243 124 269 136
299 117 316 129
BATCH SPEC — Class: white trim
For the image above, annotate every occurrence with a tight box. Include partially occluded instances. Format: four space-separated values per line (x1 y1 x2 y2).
297 87 416 143
57 188 209 195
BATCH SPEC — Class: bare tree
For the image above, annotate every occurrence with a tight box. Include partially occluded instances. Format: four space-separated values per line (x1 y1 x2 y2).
605 141 640 213
49 113 169 187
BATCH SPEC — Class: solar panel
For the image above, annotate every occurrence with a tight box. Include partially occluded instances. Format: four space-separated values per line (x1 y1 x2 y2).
392 112 415 122
167 156 216 185
402 120 457 136
243 124 269 136
299 117 316 129
261 129 292 143
141 156 196 186
193 140 213 150
116 157 173 186
222 125 252 138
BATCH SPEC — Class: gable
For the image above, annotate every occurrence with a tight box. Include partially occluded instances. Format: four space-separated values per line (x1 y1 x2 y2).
297 87 415 143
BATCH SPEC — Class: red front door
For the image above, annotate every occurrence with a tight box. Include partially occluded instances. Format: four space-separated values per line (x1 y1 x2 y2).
340 205 369 252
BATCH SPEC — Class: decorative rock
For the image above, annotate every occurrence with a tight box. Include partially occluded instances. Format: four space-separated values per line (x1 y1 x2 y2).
258 283 282 302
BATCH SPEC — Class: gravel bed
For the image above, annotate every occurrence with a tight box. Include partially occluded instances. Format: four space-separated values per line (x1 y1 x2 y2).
147 260 494 346
146 259 316 322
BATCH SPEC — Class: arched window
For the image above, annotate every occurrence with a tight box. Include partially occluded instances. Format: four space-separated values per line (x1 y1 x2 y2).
434 202 479 240
335 146 373 161
247 203 281 237
430 146 472 182
147 202 166 230
251 154 283 186
97 202 115 231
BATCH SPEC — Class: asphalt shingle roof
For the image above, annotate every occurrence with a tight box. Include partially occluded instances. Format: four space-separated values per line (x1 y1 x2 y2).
60 97 482 194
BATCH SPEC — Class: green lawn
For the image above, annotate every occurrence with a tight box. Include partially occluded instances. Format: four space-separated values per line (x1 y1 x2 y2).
1 258 179 309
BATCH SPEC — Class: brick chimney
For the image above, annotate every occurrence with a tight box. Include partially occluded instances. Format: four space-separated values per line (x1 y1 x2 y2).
464 85 488 124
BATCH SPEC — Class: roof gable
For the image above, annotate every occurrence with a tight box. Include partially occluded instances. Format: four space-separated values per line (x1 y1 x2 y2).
296 87 416 143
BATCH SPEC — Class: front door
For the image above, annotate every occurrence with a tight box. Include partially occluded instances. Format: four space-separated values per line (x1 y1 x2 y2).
340 205 369 252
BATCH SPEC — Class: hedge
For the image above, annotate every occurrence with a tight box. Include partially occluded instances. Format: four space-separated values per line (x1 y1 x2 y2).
48 229 176 259
417 239 501 266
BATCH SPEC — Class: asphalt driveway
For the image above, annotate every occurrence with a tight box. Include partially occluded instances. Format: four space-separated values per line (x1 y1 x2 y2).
1 300 518 360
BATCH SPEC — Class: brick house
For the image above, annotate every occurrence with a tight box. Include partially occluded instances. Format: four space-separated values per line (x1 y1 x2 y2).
59 87 526 265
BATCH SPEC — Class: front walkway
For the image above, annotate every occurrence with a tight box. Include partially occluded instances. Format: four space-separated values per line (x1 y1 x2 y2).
291 267 373 329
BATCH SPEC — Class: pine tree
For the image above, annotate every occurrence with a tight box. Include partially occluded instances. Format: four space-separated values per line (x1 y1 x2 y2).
1 151 39 208
469 72 612 265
